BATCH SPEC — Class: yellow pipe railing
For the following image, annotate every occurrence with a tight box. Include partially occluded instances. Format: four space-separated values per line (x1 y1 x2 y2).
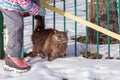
40 0 120 41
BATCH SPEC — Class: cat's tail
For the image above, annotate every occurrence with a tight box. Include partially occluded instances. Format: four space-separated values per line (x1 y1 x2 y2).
34 15 45 32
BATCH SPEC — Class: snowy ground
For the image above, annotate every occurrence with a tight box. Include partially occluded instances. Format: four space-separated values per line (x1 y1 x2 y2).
1 0 120 80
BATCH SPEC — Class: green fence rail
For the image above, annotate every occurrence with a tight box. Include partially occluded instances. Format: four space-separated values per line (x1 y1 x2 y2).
117 0 120 58
0 11 4 59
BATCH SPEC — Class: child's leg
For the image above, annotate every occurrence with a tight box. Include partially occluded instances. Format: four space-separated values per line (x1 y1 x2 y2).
1 9 24 58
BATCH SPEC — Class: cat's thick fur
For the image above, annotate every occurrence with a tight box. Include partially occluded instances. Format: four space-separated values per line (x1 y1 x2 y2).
29 15 68 61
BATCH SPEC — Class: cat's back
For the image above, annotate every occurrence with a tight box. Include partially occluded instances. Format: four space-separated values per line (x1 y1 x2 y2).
31 28 55 45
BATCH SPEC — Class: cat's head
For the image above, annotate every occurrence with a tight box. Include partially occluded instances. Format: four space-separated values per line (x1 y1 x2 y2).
52 30 68 43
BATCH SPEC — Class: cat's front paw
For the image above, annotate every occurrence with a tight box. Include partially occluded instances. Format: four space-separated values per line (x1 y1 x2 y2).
48 56 54 61
39 52 45 59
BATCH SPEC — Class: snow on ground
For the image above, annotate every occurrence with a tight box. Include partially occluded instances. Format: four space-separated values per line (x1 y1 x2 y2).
1 0 120 80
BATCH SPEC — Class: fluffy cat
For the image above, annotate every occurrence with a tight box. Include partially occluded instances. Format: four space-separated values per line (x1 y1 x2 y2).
24 15 68 61
31 28 68 61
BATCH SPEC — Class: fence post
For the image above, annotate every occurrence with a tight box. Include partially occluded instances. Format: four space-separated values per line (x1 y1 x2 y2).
0 11 4 59
85 0 89 58
53 0 56 29
74 0 77 56
95 0 99 58
106 0 111 58
117 0 120 58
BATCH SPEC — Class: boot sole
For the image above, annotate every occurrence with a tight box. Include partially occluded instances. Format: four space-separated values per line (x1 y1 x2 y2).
3 65 30 73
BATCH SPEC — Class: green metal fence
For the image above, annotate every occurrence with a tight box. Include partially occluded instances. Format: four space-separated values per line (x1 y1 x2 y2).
86 0 120 59
49 0 120 59
0 0 120 59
